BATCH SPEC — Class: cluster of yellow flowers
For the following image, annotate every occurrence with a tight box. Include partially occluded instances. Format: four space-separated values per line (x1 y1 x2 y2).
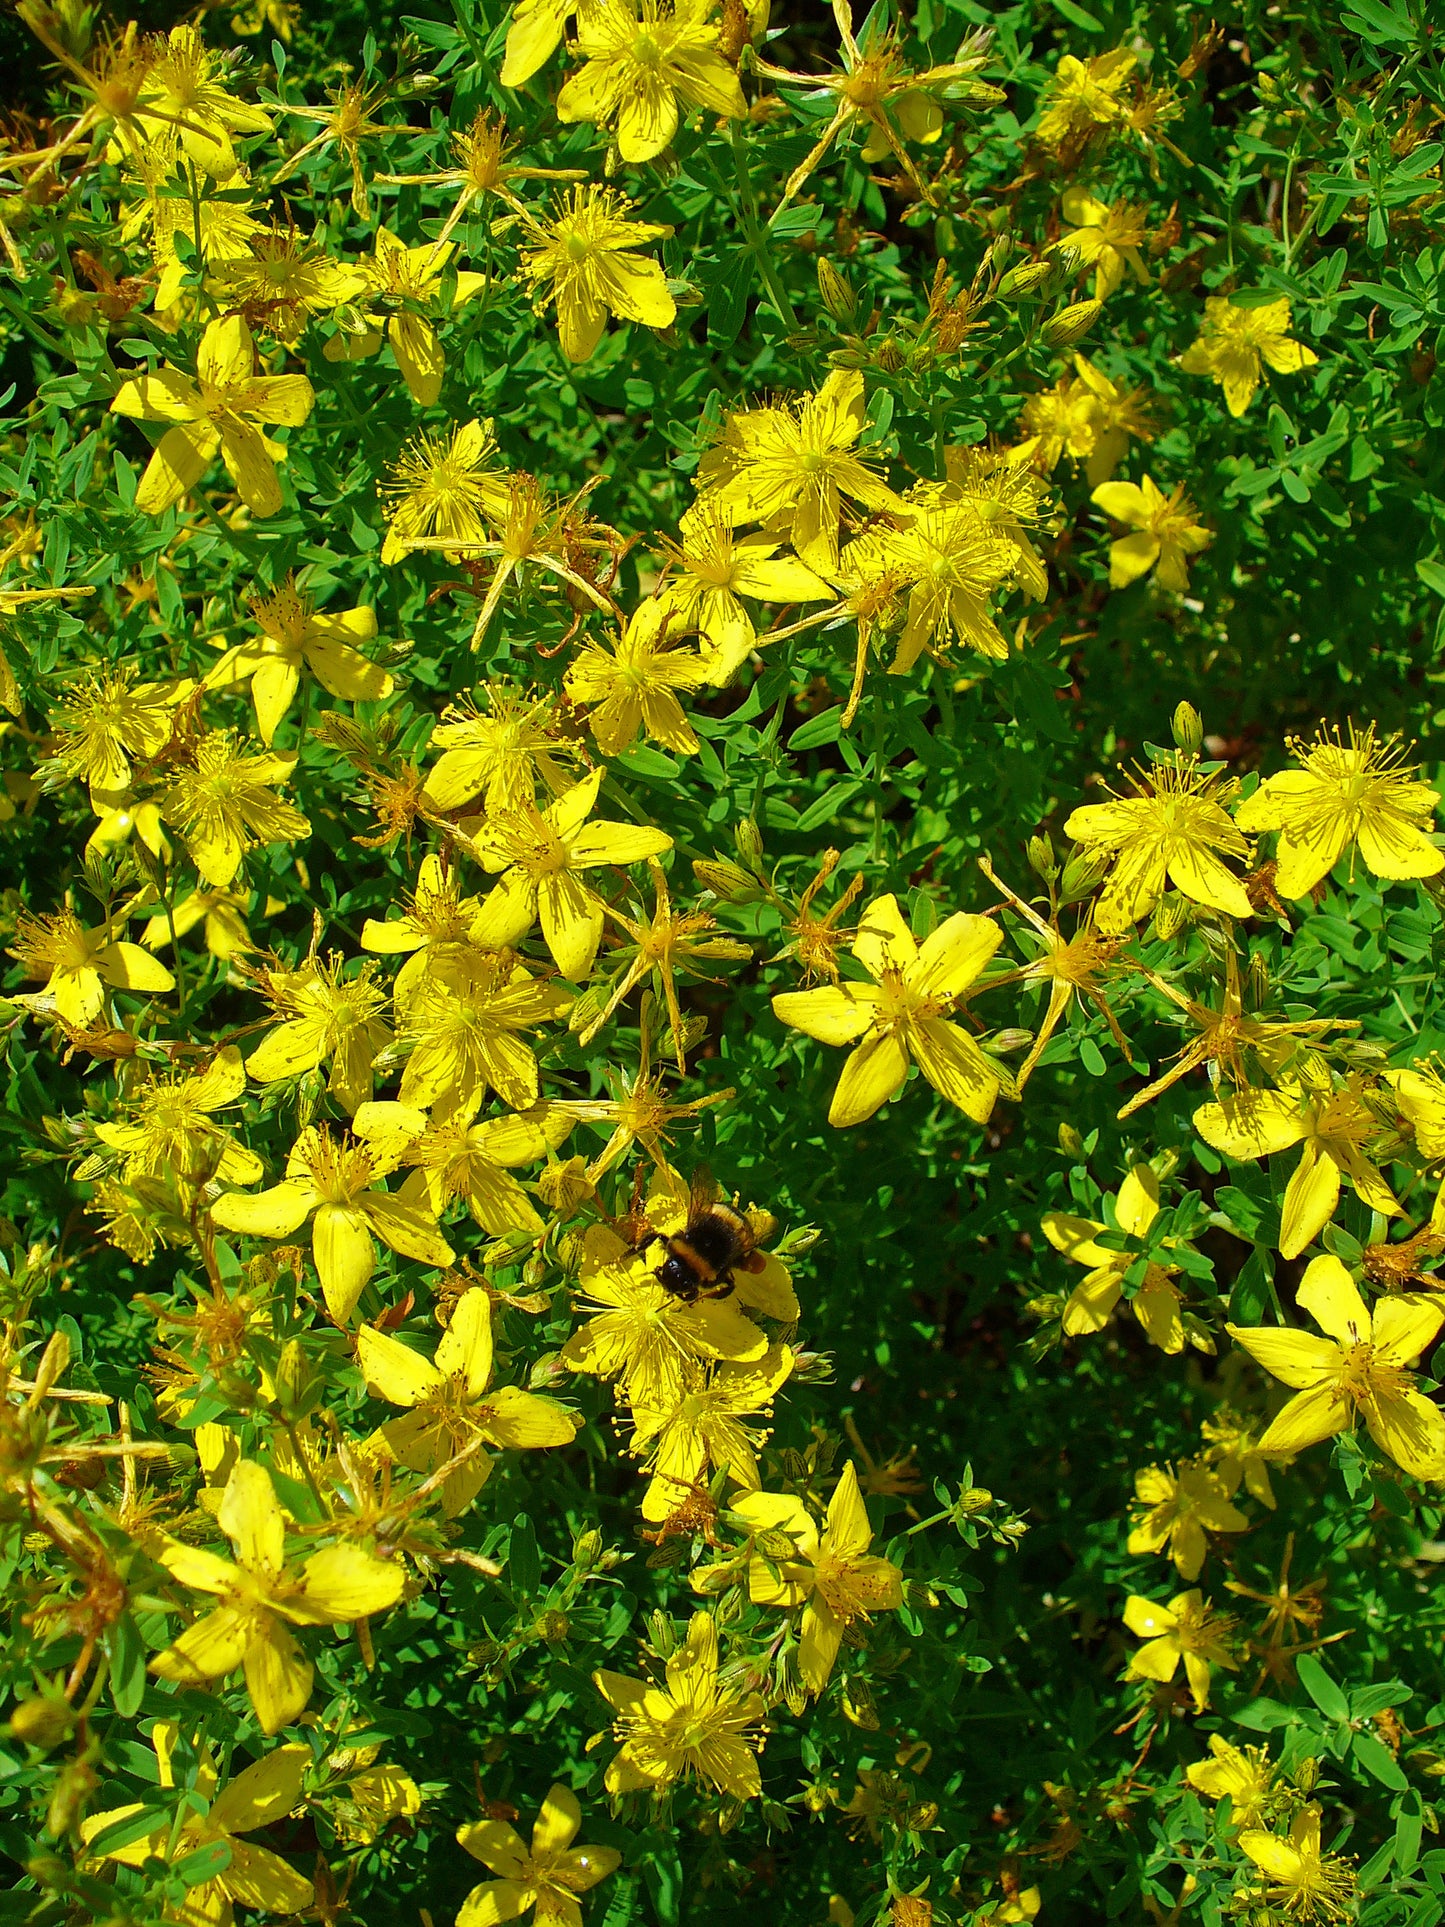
0 6 1424 1922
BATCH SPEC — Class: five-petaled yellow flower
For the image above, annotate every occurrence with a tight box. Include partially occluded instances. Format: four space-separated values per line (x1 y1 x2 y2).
10 905 175 1026
1090 475 1212 592
564 601 709 755
593 1609 767 1797
1042 1164 1192 1353
520 185 676 363
83 1725 314 1923
211 1123 455 1324
468 767 674 981
1178 296 1319 417
772 891 1004 1129
455 1783 621 1927
1048 186 1151 300
1185 1734 1276 1832
358 1287 577 1516
151 1459 403 1733
325 226 486 405
111 315 315 518
207 576 392 746
1235 724 1443 898
1064 756 1252 933
732 1461 903 1694
1238 1805 1358 1922
1123 1587 1238 1712
556 0 746 163
700 370 902 575
1226 1253 1445 1480
1193 1079 1397 1260
160 729 312 888
1127 1459 1247 1579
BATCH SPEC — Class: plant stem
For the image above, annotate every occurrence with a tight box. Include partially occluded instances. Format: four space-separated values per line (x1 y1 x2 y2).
730 125 799 333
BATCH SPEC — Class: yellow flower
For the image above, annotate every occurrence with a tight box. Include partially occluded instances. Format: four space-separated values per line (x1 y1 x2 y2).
353 1095 571 1235
1178 296 1319 417
1016 352 1154 486
160 729 311 888
1122 1588 1237 1712
1090 475 1212 592
503 0 579 85
755 1 1001 216
1047 186 1151 300
82 1726 313 1924
519 185 676 363
1064 755 1252 933
1127 1460 1247 1579
151 1459 403 1733
701 370 902 575
1234 723 1444 898
1185 1734 1275 1832
654 514 830 686
381 419 513 567
142 886 256 959
111 315 315 518
211 1124 456 1324
633 1344 795 1520
396 952 572 1114
556 0 746 162
1238 1806 1357 1924
1034 47 1136 156
938 444 1054 600
130 23 273 179
94 1045 262 1189
324 226 486 405
1042 1165 1192 1353
246 953 393 1116
582 857 752 1064
9 904 175 1026
380 108 588 246
1200 1407 1281 1508
360 852 494 1005
561 1222 794 1413
733 1462 903 1693
207 225 367 343
842 484 1019 672
357 1287 577 1516
424 684 581 815
593 1609 767 1797
1226 1253 1445 1480
1193 1080 1397 1260
393 472 619 652
131 156 268 311
48 664 182 812
772 891 1004 1129
456 1783 621 1927
565 601 709 755
468 768 673 981
206 575 392 746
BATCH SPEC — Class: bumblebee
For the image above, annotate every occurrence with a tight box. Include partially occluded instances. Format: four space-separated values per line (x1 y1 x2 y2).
635 1169 775 1304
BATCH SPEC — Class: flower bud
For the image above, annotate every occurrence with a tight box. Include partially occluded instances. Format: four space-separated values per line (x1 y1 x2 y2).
990 1029 1034 1055
1058 1122 1084 1156
1041 298 1103 348
1059 846 1111 903
693 857 766 903
9 1695 75 1750
572 1528 604 1571
734 816 764 867
1171 701 1204 756
998 259 1054 299
1151 893 1188 941
817 259 857 324
273 1339 319 1423
1026 832 1058 881
537 1155 594 1213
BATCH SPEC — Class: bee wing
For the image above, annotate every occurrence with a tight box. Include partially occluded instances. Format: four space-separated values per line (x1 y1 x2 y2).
690 1163 721 1217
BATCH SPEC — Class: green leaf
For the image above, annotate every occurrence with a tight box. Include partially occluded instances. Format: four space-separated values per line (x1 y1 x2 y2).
509 1514 541 1596
1050 0 1104 29
1297 1653 1351 1724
